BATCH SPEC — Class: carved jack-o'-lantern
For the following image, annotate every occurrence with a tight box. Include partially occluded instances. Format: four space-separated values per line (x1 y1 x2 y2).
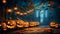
50 22 56 27
23 22 29 27
55 24 59 28
7 20 16 29
30 22 39 27
16 19 24 28
1 22 7 30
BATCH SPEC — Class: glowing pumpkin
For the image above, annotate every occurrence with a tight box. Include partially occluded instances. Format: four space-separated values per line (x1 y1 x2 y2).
30 22 39 27
1 22 7 30
16 19 24 28
23 22 29 27
7 20 16 29
55 24 59 28
50 22 56 27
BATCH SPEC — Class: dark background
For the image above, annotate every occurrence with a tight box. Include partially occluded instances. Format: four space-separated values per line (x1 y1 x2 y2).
0 0 60 25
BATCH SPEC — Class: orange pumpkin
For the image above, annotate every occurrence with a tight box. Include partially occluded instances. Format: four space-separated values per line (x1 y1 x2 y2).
30 22 39 27
23 22 29 27
1 22 7 30
7 20 16 29
55 24 59 28
16 19 24 28
50 22 56 27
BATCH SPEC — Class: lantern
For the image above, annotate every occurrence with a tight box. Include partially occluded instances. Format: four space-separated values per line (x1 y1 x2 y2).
23 12 27 15
7 20 16 29
0 24 1 27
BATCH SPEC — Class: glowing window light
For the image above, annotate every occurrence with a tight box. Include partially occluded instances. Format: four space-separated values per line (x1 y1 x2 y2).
40 14 44 23
36 10 39 17
40 18 43 23
40 14 44 17
45 10 48 17
40 10 44 23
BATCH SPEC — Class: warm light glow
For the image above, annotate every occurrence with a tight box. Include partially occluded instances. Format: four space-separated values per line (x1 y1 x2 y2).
50 22 56 27
17 25 23 28
7 20 16 29
16 12 20 14
20 13 23 15
14 7 18 10
2 0 6 3
7 9 12 13
8 21 10 24
55 24 58 28
0 24 1 27
29 9 34 12
1 22 7 30
24 12 27 15
15 9 34 16
27 9 34 13
30 22 39 26
24 22 29 27
27 11 30 13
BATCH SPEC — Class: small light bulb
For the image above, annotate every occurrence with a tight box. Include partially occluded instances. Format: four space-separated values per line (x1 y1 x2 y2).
14 7 18 10
24 12 27 15
16 12 20 14
2 0 6 3
7 9 12 13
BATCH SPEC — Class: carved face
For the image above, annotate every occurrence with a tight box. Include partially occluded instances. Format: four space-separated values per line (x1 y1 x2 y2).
7 20 16 29
16 19 24 28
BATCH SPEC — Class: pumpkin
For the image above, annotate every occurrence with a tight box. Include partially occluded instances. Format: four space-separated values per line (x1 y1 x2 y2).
55 24 59 28
30 22 39 27
50 22 56 27
23 22 29 27
1 22 7 30
16 19 24 28
7 20 16 29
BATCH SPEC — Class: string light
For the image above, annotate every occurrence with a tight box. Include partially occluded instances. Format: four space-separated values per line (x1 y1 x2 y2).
16 12 20 15
14 7 18 10
20 13 23 15
27 11 31 13
23 12 27 15
2 0 6 3
7 9 12 13
14 9 34 15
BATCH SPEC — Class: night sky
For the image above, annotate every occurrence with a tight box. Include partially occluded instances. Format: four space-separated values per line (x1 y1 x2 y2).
0 0 60 25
